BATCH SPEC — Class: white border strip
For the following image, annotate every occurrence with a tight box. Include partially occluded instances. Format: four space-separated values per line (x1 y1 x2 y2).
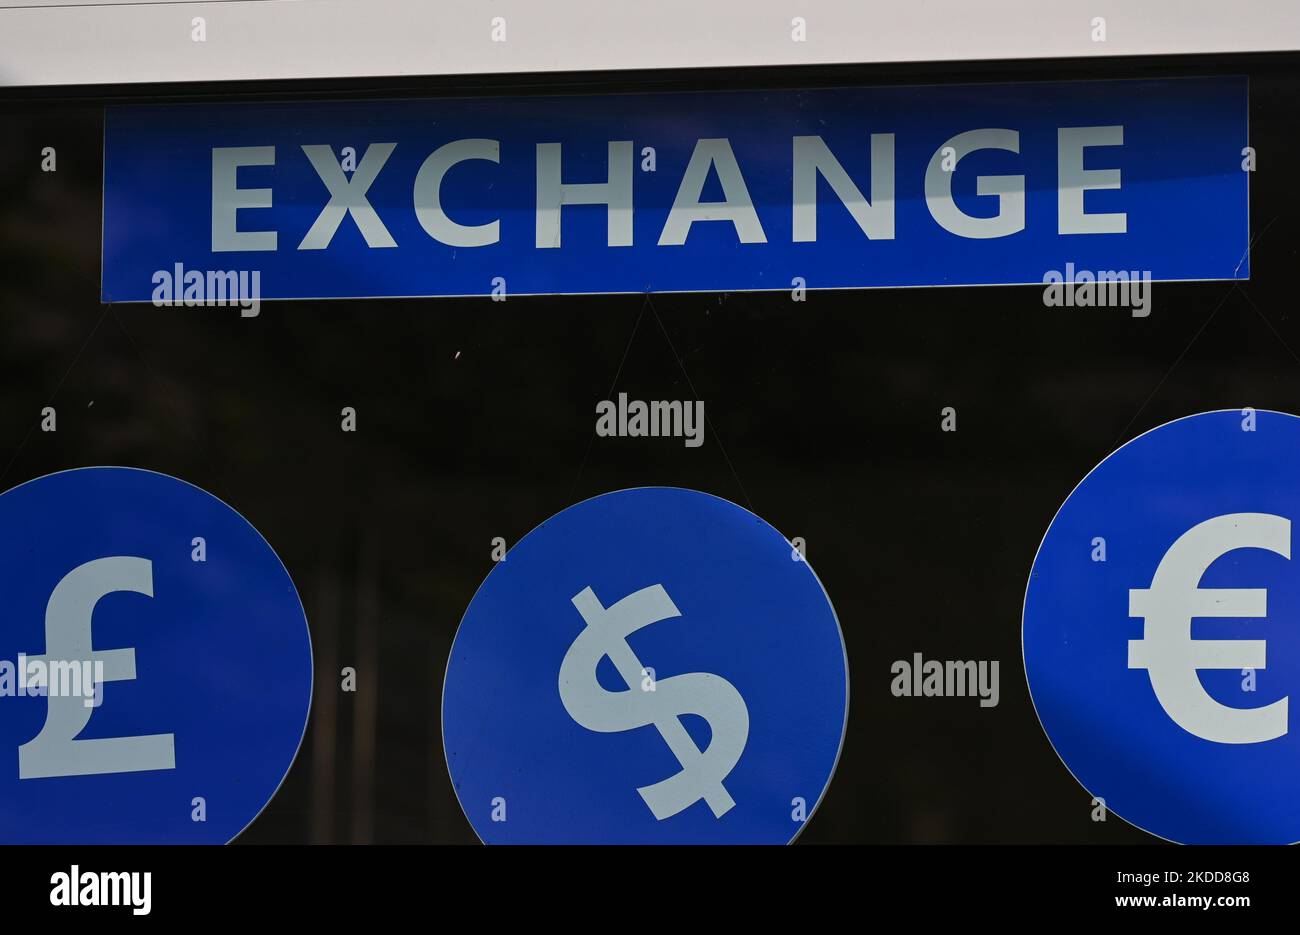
1 0 1298 89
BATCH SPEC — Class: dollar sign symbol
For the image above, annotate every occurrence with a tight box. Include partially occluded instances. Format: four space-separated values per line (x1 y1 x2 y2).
559 584 749 820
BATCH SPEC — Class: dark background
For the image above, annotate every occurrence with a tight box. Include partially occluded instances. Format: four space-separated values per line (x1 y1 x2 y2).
0 53 1296 844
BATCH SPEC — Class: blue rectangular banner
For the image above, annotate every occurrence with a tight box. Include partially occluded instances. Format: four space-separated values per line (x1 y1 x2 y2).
101 77 1249 303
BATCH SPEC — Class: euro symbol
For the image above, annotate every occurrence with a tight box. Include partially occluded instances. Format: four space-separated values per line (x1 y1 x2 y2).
18 557 175 779
1129 512 1289 744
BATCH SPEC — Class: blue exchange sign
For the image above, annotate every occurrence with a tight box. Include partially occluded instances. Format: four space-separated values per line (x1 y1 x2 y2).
102 77 1248 302
0 468 312 843
1024 410 1300 844
442 487 849 844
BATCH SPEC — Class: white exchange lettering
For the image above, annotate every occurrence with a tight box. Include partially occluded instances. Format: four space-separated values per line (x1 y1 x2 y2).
209 127 1127 251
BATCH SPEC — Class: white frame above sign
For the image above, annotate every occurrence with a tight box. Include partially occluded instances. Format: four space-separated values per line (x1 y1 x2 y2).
0 0 1297 88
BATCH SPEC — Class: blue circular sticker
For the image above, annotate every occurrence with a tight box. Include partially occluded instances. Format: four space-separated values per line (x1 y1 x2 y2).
1024 410 1300 843
442 487 849 844
0 467 312 843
